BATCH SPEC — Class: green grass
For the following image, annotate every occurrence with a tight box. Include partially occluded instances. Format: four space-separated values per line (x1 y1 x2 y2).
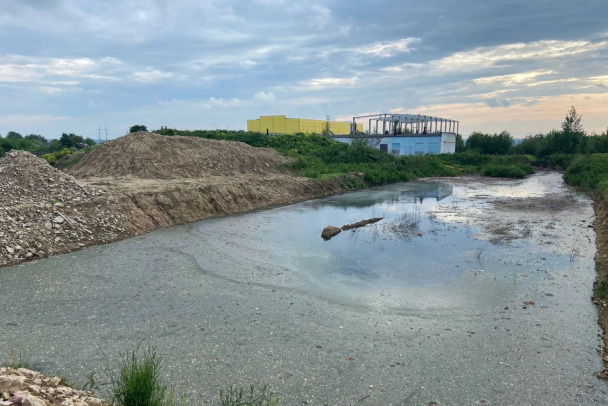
219 385 280 406
4 348 31 369
105 343 167 406
595 280 608 301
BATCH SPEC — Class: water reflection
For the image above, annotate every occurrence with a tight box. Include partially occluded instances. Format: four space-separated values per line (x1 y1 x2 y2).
310 182 453 209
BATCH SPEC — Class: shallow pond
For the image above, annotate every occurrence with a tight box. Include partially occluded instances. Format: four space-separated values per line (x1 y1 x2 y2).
1 172 606 405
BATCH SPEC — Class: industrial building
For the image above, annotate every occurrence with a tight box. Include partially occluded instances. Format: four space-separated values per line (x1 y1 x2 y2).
331 113 459 156
247 115 362 135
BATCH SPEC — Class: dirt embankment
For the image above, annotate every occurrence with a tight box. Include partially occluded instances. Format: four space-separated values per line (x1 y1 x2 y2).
593 196 608 378
0 132 345 268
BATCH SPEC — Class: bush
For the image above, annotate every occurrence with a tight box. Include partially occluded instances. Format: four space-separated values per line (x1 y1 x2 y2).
564 154 608 195
481 164 527 178
595 280 608 301
105 343 167 406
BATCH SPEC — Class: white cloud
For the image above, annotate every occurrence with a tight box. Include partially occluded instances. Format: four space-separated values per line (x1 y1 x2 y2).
358 38 421 57
253 91 276 103
133 68 173 83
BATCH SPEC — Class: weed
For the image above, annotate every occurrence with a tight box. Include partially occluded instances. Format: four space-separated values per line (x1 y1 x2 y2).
595 280 608 301
104 343 167 406
219 385 280 406
82 371 99 392
5 348 31 369
59 376 73 387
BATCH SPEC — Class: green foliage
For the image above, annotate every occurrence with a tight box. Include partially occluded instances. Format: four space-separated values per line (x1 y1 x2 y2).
595 280 608 301
465 131 513 155
60 133 86 148
25 134 47 142
220 385 280 406
562 105 583 134
564 154 608 197
42 153 57 165
481 164 528 178
130 125 148 133
6 131 23 139
105 343 167 406
455 134 465 153
5 348 31 369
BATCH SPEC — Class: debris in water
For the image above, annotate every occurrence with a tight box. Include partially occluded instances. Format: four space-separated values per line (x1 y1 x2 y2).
321 226 341 240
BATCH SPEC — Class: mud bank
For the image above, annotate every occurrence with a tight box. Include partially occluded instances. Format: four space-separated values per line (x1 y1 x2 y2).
593 196 608 378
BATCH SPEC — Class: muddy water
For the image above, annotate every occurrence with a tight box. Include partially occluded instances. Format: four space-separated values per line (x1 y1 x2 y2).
1 172 606 405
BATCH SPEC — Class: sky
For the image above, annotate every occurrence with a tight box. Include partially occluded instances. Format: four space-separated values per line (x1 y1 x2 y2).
1 0 607 140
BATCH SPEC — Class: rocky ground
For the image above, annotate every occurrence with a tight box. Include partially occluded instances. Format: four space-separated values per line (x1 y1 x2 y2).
0 367 106 406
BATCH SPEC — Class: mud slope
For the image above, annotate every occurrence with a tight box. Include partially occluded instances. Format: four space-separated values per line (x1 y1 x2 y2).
594 196 608 378
0 133 345 268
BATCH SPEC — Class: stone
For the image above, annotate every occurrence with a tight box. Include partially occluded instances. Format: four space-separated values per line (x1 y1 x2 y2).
49 377 60 387
321 226 341 241
0 376 26 393
53 216 64 224
23 396 46 406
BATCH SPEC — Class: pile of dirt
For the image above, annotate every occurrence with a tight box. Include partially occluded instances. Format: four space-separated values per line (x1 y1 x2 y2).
0 138 347 268
68 132 292 179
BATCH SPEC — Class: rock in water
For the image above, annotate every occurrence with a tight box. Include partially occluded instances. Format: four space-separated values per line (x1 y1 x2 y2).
321 226 341 240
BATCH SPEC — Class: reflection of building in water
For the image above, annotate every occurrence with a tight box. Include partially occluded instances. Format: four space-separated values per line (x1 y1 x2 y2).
415 184 453 203
313 182 453 209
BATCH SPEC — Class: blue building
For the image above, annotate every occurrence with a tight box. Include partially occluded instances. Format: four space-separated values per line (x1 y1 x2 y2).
331 113 459 156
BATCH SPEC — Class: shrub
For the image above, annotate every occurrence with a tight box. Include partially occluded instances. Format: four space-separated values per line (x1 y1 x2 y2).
105 343 167 406
481 164 527 178
564 154 608 194
595 280 608 301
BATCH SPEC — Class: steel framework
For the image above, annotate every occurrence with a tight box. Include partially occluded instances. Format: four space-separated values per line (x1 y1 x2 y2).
351 113 459 135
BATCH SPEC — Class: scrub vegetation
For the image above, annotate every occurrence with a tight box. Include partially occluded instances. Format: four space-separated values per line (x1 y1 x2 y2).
152 128 534 186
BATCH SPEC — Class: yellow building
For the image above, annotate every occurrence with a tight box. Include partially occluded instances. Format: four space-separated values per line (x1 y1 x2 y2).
247 115 362 135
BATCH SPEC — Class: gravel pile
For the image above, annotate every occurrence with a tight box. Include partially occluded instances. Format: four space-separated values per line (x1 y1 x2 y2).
0 150 124 267
0 366 107 406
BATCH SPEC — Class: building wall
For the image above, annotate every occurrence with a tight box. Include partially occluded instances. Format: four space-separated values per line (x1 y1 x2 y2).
247 115 362 134
332 133 456 156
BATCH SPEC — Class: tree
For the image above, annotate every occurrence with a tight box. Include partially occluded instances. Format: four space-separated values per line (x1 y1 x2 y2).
561 106 583 134
455 134 465 153
25 134 47 142
6 131 23 139
129 124 148 133
60 133 85 148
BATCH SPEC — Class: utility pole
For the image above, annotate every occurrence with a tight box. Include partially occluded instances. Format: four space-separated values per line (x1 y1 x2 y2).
98 126 108 143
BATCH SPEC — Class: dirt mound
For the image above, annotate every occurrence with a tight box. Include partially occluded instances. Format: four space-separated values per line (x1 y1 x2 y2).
0 150 98 206
68 132 292 179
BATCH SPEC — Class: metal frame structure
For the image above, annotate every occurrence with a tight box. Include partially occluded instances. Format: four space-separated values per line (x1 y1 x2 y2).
351 113 459 136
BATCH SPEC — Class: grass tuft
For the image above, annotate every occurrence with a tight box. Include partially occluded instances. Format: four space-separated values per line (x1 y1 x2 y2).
105 343 167 406
220 385 280 406
5 349 31 369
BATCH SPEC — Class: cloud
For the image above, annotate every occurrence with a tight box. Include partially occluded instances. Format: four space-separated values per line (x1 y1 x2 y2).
0 113 69 128
358 38 421 57
133 68 173 83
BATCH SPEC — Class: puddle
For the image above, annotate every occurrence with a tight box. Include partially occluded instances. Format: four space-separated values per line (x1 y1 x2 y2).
0 172 605 405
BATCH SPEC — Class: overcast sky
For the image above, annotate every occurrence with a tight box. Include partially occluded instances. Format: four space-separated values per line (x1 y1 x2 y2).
1 0 607 140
